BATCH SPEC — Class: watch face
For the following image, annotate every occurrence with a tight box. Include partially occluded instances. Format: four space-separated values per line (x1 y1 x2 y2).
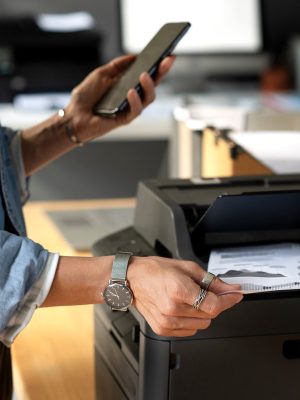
103 282 133 311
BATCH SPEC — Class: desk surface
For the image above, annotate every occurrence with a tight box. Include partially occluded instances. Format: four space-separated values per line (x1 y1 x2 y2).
0 94 181 141
12 198 135 400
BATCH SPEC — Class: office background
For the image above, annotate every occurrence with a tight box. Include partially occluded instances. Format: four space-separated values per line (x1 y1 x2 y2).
0 0 176 200
0 0 119 61
1 0 300 200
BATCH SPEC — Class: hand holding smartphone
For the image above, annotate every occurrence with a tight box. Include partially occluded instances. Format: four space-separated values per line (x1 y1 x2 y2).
94 22 191 118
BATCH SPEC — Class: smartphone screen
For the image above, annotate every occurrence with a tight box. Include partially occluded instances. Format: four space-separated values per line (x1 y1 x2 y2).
94 22 191 117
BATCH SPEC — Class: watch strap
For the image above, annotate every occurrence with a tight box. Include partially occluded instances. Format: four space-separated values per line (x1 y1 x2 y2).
111 251 133 281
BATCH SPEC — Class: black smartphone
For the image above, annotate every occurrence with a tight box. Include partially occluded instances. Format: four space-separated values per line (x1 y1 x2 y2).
94 22 191 118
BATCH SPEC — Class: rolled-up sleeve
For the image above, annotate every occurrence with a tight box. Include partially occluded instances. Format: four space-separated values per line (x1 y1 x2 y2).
9 131 29 204
0 231 59 346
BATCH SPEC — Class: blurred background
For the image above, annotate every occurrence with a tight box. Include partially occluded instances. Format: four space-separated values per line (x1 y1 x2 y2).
1 0 300 199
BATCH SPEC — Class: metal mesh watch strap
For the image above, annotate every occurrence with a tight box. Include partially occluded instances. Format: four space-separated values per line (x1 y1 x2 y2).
111 251 133 281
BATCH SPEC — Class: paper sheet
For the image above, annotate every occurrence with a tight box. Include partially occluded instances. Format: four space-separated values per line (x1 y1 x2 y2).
208 243 300 293
228 131 300 174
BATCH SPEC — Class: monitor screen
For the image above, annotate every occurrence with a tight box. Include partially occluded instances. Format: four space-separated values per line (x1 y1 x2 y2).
119 0 262 54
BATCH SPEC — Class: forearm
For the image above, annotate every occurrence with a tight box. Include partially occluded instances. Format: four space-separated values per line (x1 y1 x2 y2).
20 111 78 176
42 255 114 307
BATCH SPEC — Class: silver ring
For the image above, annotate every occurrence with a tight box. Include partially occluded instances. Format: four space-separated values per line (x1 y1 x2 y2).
192 288 207 310
200 272 216 291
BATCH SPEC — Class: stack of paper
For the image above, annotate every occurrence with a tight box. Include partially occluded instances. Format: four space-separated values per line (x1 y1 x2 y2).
208 243 300 293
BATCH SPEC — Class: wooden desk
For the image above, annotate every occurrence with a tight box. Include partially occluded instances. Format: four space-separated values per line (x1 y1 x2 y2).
201 128 272 178
11 198 135 400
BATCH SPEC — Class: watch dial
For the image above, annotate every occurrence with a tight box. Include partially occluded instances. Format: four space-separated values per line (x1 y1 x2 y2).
103 282 133 310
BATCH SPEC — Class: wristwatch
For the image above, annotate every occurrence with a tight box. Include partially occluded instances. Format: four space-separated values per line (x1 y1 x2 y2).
102 251 134 311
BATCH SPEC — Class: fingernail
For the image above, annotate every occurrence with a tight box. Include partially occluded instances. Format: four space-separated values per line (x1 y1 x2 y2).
140 72 148 80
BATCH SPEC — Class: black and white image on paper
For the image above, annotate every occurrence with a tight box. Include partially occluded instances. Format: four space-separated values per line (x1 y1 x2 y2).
208 243 300 293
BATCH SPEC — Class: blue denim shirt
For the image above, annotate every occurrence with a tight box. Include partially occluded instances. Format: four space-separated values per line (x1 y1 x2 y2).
0 126 58 346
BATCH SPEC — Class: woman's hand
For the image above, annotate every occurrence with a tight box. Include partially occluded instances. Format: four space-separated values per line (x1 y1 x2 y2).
20 55 174 175
65 54 175 142
127 256 243 337
42 253 242 338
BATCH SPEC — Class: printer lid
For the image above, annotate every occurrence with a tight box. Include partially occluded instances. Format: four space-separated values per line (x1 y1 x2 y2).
192 190 300 247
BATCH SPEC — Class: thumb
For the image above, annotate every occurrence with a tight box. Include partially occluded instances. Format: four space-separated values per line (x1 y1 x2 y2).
209 275 242 295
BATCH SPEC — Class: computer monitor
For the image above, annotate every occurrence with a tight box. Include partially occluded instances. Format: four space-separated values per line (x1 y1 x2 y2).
119 0 262 55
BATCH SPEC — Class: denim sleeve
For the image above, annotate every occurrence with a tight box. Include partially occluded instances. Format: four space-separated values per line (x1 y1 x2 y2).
8 130 29 204
0 230 58 345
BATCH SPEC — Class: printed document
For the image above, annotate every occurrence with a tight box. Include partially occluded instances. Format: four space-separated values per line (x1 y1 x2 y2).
208 243 300 293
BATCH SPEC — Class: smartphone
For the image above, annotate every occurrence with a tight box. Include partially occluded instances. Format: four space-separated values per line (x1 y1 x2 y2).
94 22 191 118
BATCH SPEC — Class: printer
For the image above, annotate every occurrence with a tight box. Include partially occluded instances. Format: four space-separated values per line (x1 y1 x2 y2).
0 16 101 102
92 175 300 400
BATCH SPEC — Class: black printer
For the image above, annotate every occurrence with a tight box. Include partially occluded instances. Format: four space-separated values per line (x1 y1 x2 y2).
0 16 101 102
93 175 300 400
